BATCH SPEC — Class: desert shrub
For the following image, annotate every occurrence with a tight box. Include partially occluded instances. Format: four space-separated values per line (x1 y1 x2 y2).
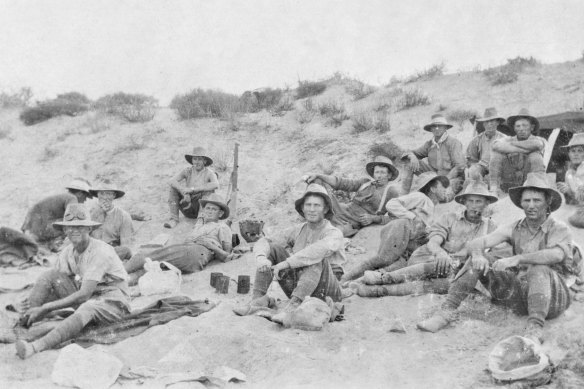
241 88 285 113
297 109 315 125
1 87 33 108
20 97 88 126
374 112 391 133
483 56 539 86
352 113 374 134
272 96 295 116
112 133 146 154
398 88 431 110
385 76 403 87
405 62 445 83
368 139 404 162
346 81 376 100
447 109 478 126
170 89 240 120
56 92 91 105
94 92 157 123
85 112 111 133
296 80 327 99
210 146 232 173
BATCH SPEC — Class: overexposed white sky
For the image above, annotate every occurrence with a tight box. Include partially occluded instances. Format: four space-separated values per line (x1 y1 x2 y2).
1 0 583 104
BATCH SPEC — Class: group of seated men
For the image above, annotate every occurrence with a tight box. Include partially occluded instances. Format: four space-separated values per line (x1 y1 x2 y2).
10 107 583 359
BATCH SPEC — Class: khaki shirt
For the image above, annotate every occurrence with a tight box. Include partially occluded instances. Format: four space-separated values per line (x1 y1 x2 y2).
55 238 130 306
429 210 497 254
254 220 346 270
412 134 465 177
466 131 505 167
90 206 134 247
174 166 219 197
186 218 232 249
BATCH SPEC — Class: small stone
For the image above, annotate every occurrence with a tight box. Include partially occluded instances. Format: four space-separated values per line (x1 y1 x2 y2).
388 318 406 333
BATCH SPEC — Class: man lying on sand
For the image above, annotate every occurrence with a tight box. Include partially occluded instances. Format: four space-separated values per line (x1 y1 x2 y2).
15 204 130 359
21 178 93 251
124 194 234 282
350 180 497 297
341 172 449 283
418 173 582 344
557 133 584 228
89 180 134 260
233 184 343 317
401 114 465 195
304 155 400 237
164 146 219 229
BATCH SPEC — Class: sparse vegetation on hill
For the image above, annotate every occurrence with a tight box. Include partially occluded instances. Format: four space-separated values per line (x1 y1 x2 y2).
368 139 405 162
0 87 32 108
483 56 540 85
171 89 241 120
405 62 445 83
447 108 478 127
94 92 158 123
296 80 327 99
398 88 431 110
20 93 89 126
345 80 376 100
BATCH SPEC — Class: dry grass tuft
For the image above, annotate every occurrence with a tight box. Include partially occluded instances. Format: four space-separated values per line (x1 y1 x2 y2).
446 109 478 127
296 80 327 99
398 88 431 110
405 62 445 83
368 138 404 162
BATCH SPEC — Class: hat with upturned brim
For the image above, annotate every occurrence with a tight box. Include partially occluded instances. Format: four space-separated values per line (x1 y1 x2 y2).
89 179 125 199
476 107 505 124
65 178 93 198
199 193 230 220
454 180 498 205
413 171 450 193
294 183 334 220
185 146 213 166
560 133 584 150
423 114 453 132
508 172 562 212
507 108 540 133
53 203 102 230
365 155 399 180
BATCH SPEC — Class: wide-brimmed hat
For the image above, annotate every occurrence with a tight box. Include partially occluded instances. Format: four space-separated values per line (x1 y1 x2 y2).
508 172 562 212
560 132 584 150
294 183 334 220
454 180 498 205
476 107 505 124
423 114 453 132
53 204 102 231
199 193 230 219
185 146 213 166
507 108 540 133
89 179 125 199
65 178 93 197
365 156 399 180
412 171 450 193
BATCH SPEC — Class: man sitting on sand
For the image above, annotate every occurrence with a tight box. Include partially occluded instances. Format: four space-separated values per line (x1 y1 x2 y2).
466 108 507 183
557 133 584 228
350 180 497 297
341 172 450 283
21 178 93 250
15 204 130 359
124 194 234 281
488 108 546 195
418 173 582 344
89 180 134 260
163 147 219 229
233 184 343 317
401 114 465 195
304 156 401 237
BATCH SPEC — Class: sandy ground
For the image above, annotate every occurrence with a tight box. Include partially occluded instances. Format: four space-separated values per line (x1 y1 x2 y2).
1 64 584 388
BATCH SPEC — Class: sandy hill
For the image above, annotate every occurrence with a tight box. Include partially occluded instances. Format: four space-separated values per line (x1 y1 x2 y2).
1 59 584 388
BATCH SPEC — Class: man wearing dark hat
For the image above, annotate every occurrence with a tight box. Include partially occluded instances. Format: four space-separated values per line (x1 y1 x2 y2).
124 193 234 278
418 173 581 343
304 155 401 237
341 172 450 283
489 108 546 194
557 133 584 228
89 180 134 260
164 147 219 229
352 180 497 297
233 184 343 316
466 108 507 182
402 114 465 195
15 204 130 359
21 178 93 249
